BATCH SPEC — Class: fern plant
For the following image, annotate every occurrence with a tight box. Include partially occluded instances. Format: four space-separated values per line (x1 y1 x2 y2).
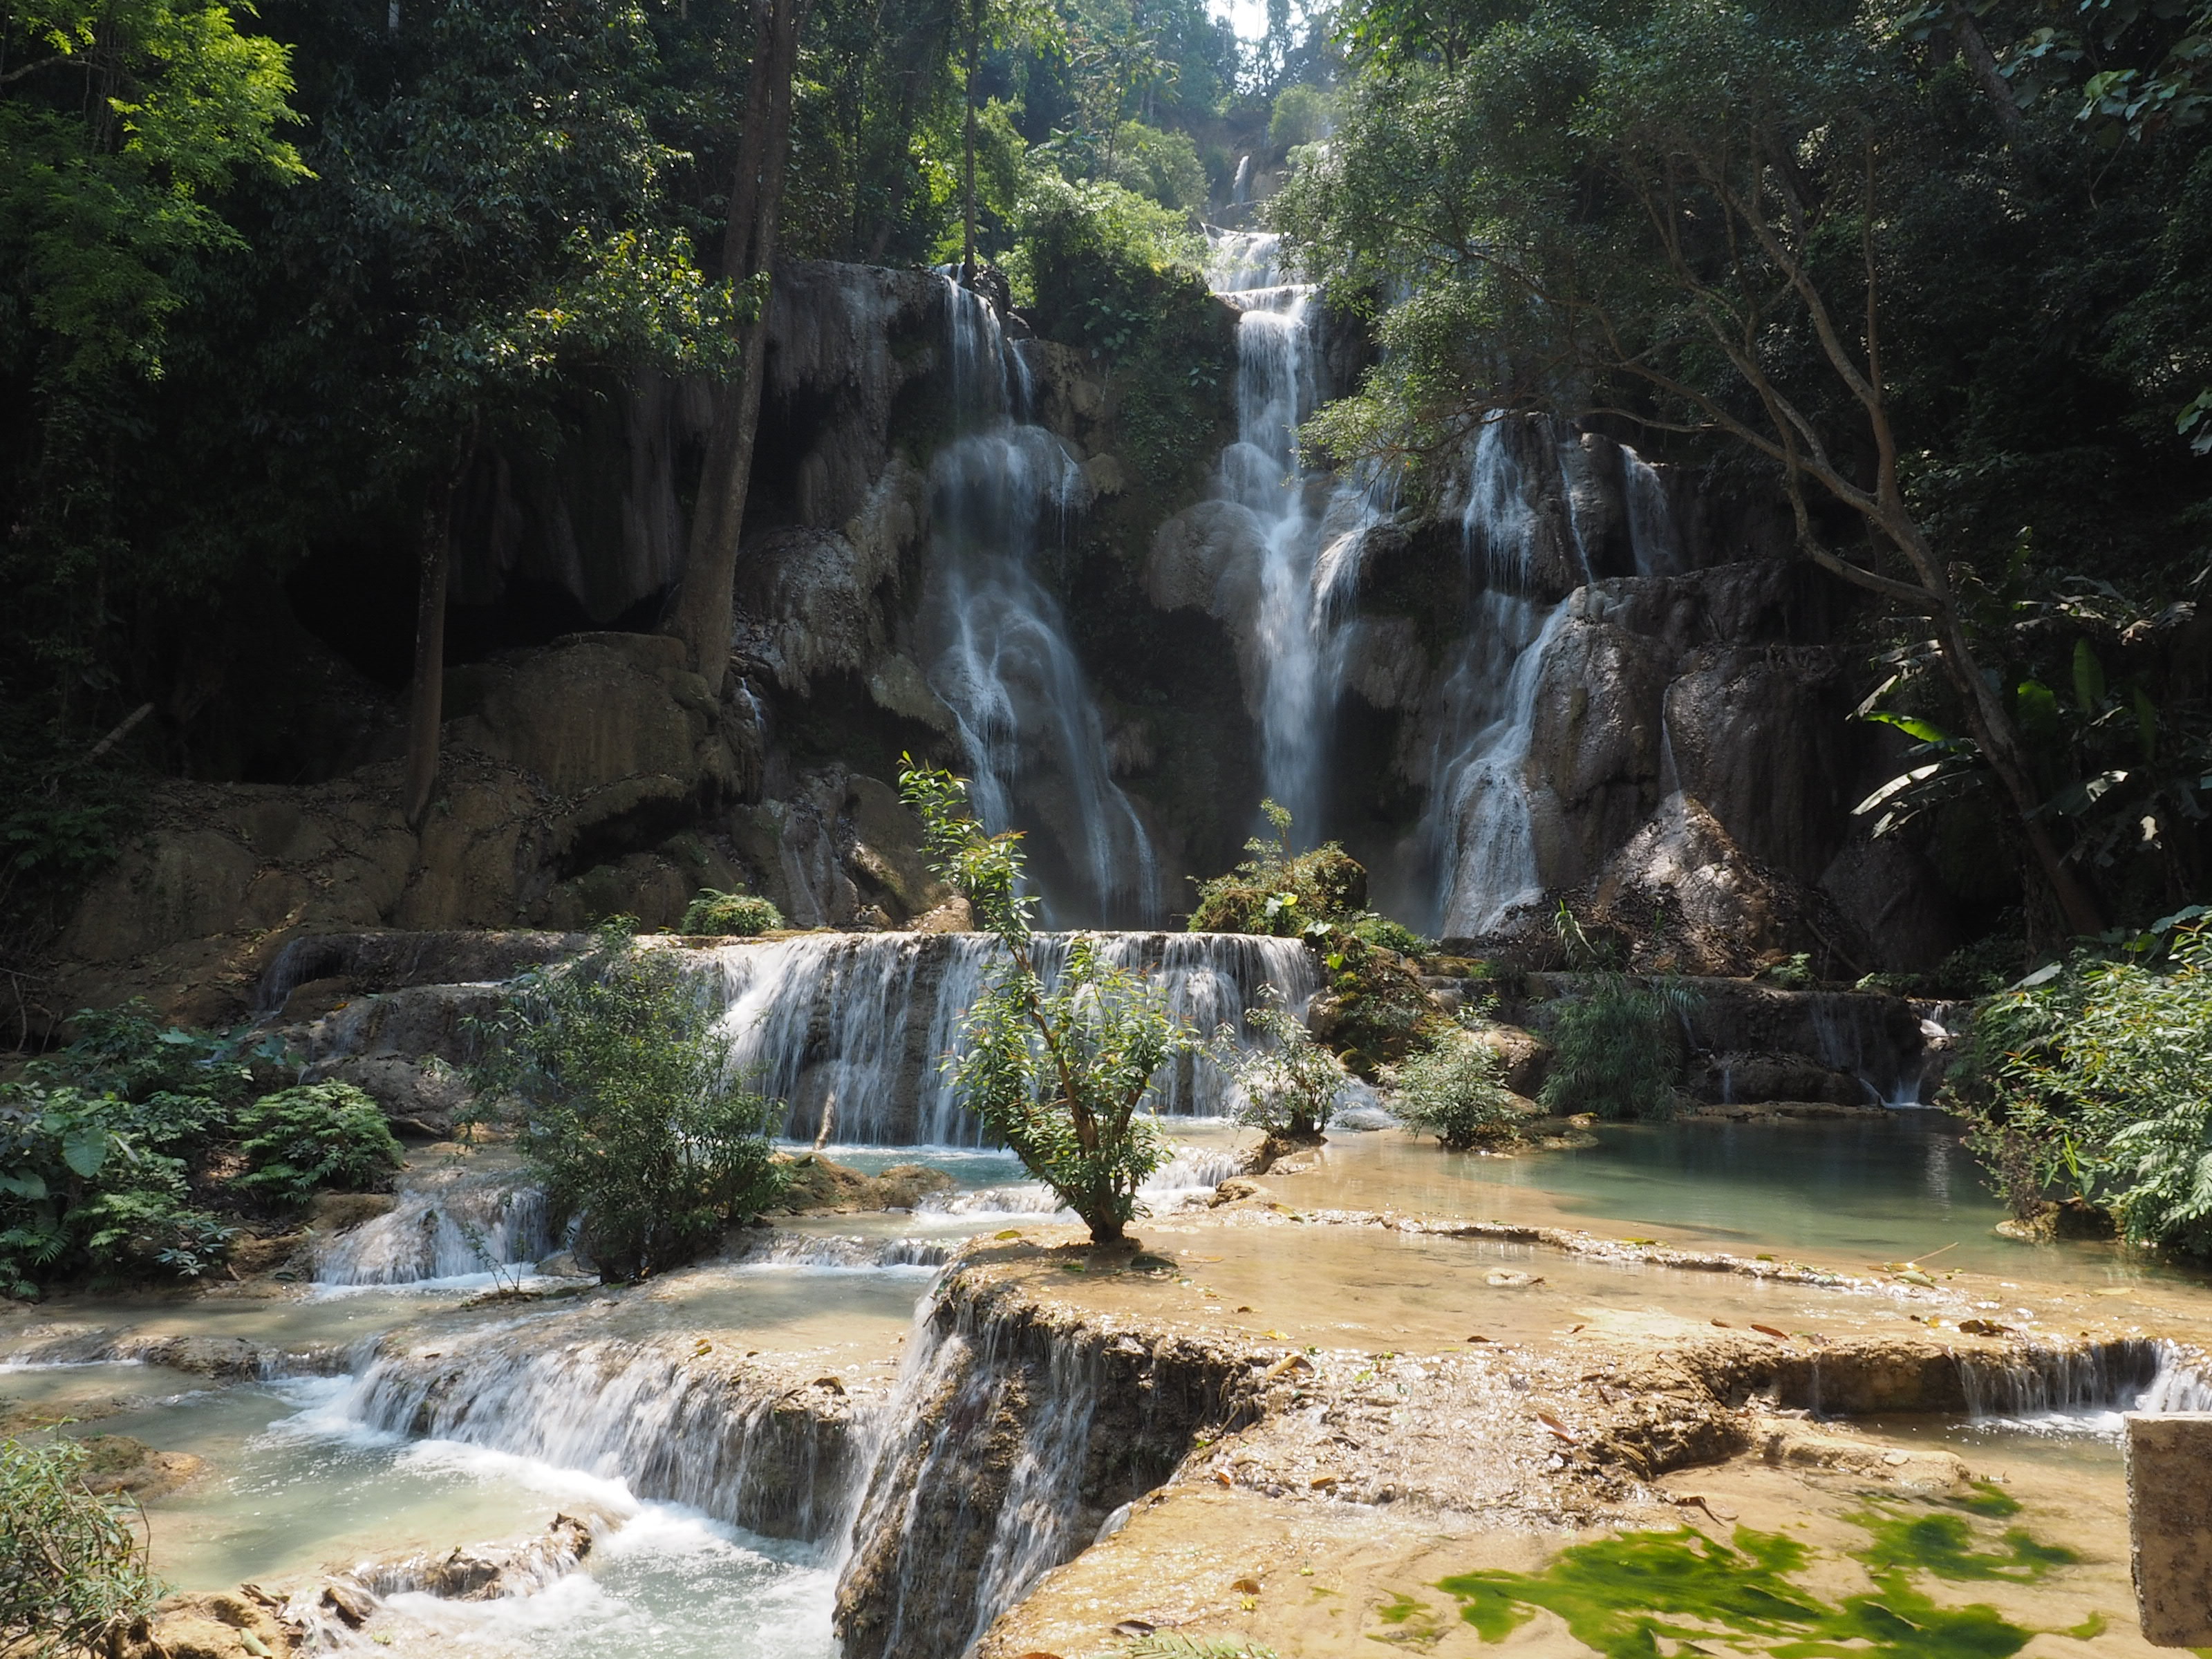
1537 975 1699 1122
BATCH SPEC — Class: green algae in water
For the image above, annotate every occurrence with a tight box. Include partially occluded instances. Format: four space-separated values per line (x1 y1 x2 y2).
1431 1501 2085 1659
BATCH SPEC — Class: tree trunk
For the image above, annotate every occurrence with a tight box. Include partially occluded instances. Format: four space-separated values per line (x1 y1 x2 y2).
664 0 807 696
962 15 980 281
402 471 459 830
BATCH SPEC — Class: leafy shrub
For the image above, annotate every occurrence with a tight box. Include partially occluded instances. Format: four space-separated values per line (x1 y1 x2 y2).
1210 989 1345 1141
1189 800 1369 936
681 889 785 936
1537 976 1698 1122
0 1004 291 1294
233 1084 402 1210
1386 1024 1520 1150
1308 926 1449 1076
0 1434 160 1656
1269 84 1333 153
468 924 785 1281
1347 912 1430 956
903 760 1190 1244
1005 167 1230 488
1953 923 2212 1254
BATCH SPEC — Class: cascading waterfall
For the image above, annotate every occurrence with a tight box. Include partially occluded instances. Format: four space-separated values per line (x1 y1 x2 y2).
339 1335 861 1542
833 1293 1110 1659
1422 420 1685 936
710 930 1318 1146
1956 1338 2212 1428
920 276 1160 926
314 1171 555 1288
1203 229 1394 838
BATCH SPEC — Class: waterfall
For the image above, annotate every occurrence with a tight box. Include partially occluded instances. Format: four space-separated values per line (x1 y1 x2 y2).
710 930 1317 1146
920 276 1160 927
834 1297 1105 1659
339 1335 861 1542
1203 228 1394 841
313 1170 555 1288
1419 420 1683 937
1957 1339 2212 1429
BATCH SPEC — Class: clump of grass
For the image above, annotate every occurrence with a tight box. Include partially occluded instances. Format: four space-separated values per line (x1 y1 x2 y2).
1537 975 1697 1122
681 890 784 935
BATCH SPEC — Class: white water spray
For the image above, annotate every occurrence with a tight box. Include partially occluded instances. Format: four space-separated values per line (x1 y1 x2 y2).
920 276 1160 926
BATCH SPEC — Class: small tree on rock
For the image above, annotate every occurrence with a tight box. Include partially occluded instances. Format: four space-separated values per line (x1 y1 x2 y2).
1210 987 1345 1143
901 759 1190 1245
467 924 784 1281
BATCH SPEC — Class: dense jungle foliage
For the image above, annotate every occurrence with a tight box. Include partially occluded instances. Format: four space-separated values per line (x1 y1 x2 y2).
0 1003 399 1295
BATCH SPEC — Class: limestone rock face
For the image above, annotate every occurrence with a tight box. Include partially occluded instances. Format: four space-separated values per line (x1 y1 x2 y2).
46 632 759 1026
1469 1022 1555 1098
1818 838 1960 973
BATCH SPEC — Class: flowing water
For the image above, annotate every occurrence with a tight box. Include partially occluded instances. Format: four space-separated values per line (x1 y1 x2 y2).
709 929 1315 1145
1418 420 1686 936
1202 228 1396 843
918 276 1159 927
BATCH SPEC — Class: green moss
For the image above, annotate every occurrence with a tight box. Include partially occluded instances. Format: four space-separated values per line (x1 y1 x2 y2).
1430 1501 2084 1659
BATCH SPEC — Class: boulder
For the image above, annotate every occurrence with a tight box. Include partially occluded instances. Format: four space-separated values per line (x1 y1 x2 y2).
310 1054 476 1137
1819 838 1961 974
1469 1022 1554 1097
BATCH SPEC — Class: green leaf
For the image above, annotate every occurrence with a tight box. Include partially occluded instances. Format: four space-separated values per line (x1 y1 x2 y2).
2072 639 2108 711
1851 763 1944 816
60 1127 111 1179
2133 685 2159 762
2016 679 2061 744
0 1170 49 1201
1859 709 1952 744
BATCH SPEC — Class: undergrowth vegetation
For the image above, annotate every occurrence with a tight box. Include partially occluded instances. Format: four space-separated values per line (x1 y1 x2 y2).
1953 920 2212 1254
1537 977 1698 1123
467 923 785 1282
0 1004 396 1297
1385 1022 1519 1150
0 1434 160 1657
1210 987 1347 1141
679 890 785 936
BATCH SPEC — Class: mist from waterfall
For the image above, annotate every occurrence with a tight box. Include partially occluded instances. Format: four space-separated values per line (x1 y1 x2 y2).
1204 228 1393 842
919 276 1160 926
1423 421 1685 937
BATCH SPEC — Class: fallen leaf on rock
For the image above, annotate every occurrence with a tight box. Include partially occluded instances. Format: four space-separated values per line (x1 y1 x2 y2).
1750 1324 1790 1342
1487 1271 1544 1288
1309 1473 1340 1490
995 1228 1022 1240
1883 1450 1911 1467
1465 1334 1491 1343
1235 1305 1255 1313
1112 1620 1157 1637
1537 1411 1578 1443
1263 1353 1313 1382
1232 1577 1262 1593
1017 1651 1066 1658
1711 1319 1732 1327
1214 1470 1232 1487
1567 1324 1585 1334
1265 1329 1291 1340
1957 1318 2013 1337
